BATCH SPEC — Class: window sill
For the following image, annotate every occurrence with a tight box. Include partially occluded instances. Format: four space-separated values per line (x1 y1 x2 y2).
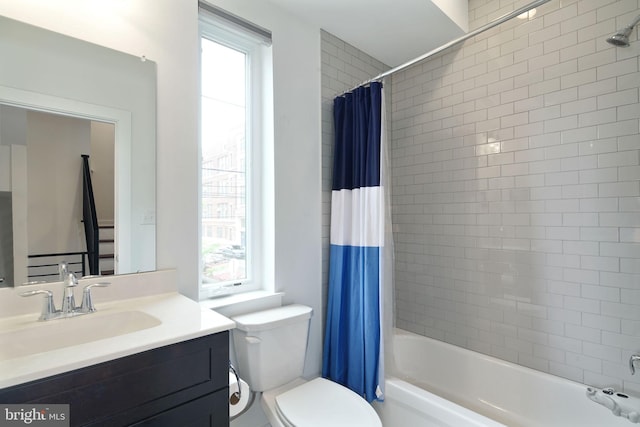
199 290 283 318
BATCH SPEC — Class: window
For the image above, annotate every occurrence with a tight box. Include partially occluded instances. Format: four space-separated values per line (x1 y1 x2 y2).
199 3 272 298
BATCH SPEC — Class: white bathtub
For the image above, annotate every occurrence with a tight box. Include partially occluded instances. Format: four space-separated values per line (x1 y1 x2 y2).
373 329 631 427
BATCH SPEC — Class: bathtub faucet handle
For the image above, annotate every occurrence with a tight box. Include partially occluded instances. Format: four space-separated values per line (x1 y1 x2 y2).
629 354 640 375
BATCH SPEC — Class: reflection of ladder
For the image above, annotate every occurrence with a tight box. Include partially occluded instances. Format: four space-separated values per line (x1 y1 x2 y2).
99 224 115 275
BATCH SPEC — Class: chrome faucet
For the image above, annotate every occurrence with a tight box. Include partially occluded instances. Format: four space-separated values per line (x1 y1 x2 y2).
61 272 78 316
630 354 640 375
58 261 69 281
20 263 110 321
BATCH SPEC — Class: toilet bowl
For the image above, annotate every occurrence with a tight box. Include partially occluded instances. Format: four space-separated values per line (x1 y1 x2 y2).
231 305 382 427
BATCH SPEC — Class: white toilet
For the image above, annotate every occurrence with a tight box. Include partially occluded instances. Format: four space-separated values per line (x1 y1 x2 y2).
231 304 382 427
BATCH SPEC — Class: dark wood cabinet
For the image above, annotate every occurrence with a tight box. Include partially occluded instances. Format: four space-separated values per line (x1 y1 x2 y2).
131 391 228 427
0 331 230 427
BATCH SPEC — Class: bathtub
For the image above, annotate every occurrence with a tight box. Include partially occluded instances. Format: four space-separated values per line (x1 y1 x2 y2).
373 329 632 426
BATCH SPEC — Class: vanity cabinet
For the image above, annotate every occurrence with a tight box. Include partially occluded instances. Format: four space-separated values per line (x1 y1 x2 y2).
0 331 229 427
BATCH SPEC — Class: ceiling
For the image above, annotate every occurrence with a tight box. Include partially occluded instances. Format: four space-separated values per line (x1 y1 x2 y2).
267 0 468 68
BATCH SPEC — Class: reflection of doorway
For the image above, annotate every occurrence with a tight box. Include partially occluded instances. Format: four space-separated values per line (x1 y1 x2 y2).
0 192 13 287
0 105 115 285
90 121 116 275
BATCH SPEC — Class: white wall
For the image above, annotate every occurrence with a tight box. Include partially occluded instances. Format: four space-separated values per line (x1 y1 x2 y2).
0 106 27 285
432 0 469 32
27 111 90 256
0 0 324 377
91 121 115 225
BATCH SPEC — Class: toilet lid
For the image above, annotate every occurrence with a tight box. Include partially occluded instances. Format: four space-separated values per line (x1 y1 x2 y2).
275 378 381 427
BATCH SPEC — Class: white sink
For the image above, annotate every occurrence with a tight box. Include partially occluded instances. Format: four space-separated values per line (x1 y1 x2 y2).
0 310 161 361
0 290 235 390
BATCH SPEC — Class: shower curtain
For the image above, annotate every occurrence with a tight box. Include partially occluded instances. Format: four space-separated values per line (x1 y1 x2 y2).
323 81 392 403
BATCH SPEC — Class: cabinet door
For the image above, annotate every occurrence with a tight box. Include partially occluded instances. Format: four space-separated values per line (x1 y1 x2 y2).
0 332 229 427
131 390 229 427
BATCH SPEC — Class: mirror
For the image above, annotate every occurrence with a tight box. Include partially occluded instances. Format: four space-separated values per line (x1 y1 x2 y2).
0 15 156 287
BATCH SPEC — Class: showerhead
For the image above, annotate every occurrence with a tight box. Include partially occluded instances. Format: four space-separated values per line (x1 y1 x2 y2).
607 14 640 47
607 27 633 47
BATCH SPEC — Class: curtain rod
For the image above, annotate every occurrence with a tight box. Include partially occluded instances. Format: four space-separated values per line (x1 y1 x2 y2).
340 0 552 96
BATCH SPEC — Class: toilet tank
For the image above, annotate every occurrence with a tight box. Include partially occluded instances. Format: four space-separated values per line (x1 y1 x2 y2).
232 304 313 392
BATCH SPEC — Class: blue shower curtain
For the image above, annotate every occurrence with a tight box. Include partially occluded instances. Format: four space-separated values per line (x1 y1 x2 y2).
323 81 385 403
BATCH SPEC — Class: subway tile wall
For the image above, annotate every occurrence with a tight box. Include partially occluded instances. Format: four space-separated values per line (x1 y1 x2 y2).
392 0 640 391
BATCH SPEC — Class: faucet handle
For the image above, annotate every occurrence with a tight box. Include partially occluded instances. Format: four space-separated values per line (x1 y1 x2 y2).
80 282 110 313
20 289 58 321
630 354 640 375
83 282 110 291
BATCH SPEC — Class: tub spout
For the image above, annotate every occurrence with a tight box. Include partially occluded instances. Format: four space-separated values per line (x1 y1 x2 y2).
630 355 640 375
587 386 640 423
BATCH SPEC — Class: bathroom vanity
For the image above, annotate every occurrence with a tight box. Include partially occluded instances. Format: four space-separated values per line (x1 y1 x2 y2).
0 275 235 427
0 332 229 426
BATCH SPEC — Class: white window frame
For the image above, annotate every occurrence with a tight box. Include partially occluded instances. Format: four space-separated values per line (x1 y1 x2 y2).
198 7 271 299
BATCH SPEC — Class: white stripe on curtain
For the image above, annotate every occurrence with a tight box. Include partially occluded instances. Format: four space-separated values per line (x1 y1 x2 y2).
330 187 384 247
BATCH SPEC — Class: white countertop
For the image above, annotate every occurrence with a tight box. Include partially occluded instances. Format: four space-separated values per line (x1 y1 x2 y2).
0 292 235 389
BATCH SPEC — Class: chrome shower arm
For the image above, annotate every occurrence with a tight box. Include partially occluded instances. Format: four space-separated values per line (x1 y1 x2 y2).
627 14 640 30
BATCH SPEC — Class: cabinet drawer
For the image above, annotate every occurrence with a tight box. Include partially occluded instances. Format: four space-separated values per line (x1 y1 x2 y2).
132 389 229 427
0 331 229 426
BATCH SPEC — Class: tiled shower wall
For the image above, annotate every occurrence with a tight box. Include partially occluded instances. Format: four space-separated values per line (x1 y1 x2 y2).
392 0 640 391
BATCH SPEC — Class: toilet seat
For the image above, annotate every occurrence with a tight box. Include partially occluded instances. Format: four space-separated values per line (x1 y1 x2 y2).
274 378 381 427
